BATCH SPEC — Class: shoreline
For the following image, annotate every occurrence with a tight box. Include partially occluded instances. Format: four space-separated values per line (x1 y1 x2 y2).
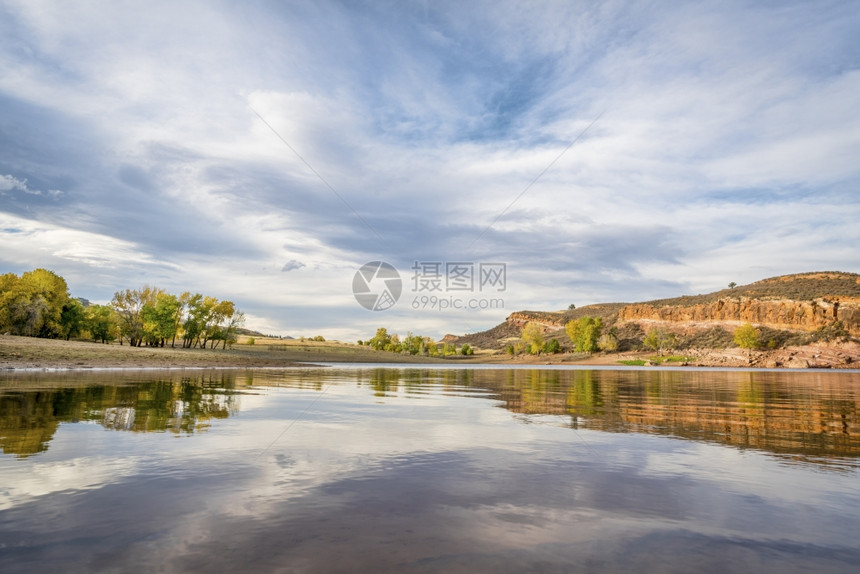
2 334 858 372
0 334 446 372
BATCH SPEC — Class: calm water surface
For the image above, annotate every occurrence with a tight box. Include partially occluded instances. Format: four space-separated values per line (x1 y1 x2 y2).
1 366 859 573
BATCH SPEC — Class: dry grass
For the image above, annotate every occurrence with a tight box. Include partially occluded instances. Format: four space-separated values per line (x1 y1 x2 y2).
645 271 860 306
0 335 448 370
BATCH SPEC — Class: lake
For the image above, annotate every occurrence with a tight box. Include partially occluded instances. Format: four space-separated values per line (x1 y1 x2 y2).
1 366 859 573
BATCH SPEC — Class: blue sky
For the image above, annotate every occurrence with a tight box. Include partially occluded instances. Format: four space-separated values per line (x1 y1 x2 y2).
1 0 859 341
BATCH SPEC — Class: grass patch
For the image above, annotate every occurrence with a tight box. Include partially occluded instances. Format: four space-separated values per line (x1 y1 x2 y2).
618 355 693 366
660 355 693 363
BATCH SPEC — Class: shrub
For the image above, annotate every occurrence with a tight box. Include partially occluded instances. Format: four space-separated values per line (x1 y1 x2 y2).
642 328 676 355
544 339 561 354
521 322 545 355
733 323 759 351
597 333 618 352
565 316 603 353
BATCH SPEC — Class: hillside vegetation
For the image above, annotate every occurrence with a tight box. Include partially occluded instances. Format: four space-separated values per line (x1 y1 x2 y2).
454 272 860 354
644 272 860 306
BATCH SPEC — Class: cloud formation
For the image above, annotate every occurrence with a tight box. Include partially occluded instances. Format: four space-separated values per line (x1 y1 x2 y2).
0 174 62 198
281 260 306 273
1 0 858 340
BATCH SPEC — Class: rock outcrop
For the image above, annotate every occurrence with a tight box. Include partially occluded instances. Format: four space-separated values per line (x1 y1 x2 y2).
453 272 860 365
618 296 860 336
505 311 566 330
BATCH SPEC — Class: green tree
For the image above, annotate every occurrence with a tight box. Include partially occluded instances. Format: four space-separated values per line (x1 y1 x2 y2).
177 295 239 349
59 299 86 340
402 332 425 355
460 343 474 356
222 311 245 348
141 291 180 347
0 269 70 338
0 273 17 331
728 282 737 289
568 303 576 310
427 340 439 356
544 338 561 354
384 333 402 353
368 327 392 351
521 322 545 355
565 316 603 353
734 323 759 360
181 293 206 348
112 286 158 346
84 304 118 343
643 327 676 356
175 291 194 346
205 299 236 349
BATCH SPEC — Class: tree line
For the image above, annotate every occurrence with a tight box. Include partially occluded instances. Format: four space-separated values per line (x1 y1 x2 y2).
0 268 243 348
358 327 474 356
512 316 798 358
511 316 617 355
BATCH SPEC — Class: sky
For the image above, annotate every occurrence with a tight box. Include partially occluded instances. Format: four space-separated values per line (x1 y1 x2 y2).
1 0 859 341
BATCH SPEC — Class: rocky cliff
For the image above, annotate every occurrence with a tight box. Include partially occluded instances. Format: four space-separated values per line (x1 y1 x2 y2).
617 271 860 336
618 296 860 336
456 272 860 347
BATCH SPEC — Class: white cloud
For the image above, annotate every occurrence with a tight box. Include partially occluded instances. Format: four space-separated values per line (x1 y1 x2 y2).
0 212 169 269
0 0 858 336
0 174 62 198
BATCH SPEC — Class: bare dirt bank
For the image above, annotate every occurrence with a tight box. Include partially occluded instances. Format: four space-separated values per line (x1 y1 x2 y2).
0 335 443 370
461 341 860 369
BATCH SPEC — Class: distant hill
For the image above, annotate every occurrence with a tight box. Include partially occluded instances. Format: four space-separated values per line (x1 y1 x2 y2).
454 271 860 349
642 271 860 306
235 327 294 340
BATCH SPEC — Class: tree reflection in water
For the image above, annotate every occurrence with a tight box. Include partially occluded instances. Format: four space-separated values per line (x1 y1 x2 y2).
1 368 857 468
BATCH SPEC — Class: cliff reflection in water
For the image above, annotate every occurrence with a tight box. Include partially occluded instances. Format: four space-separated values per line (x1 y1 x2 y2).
1 368 858 467
354 368 859 467
489 369 858 465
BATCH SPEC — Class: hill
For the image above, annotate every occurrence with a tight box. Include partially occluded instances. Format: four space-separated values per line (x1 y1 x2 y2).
452 272 860 359
619 271 860 336
455 303 627 349
642 272 860 306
